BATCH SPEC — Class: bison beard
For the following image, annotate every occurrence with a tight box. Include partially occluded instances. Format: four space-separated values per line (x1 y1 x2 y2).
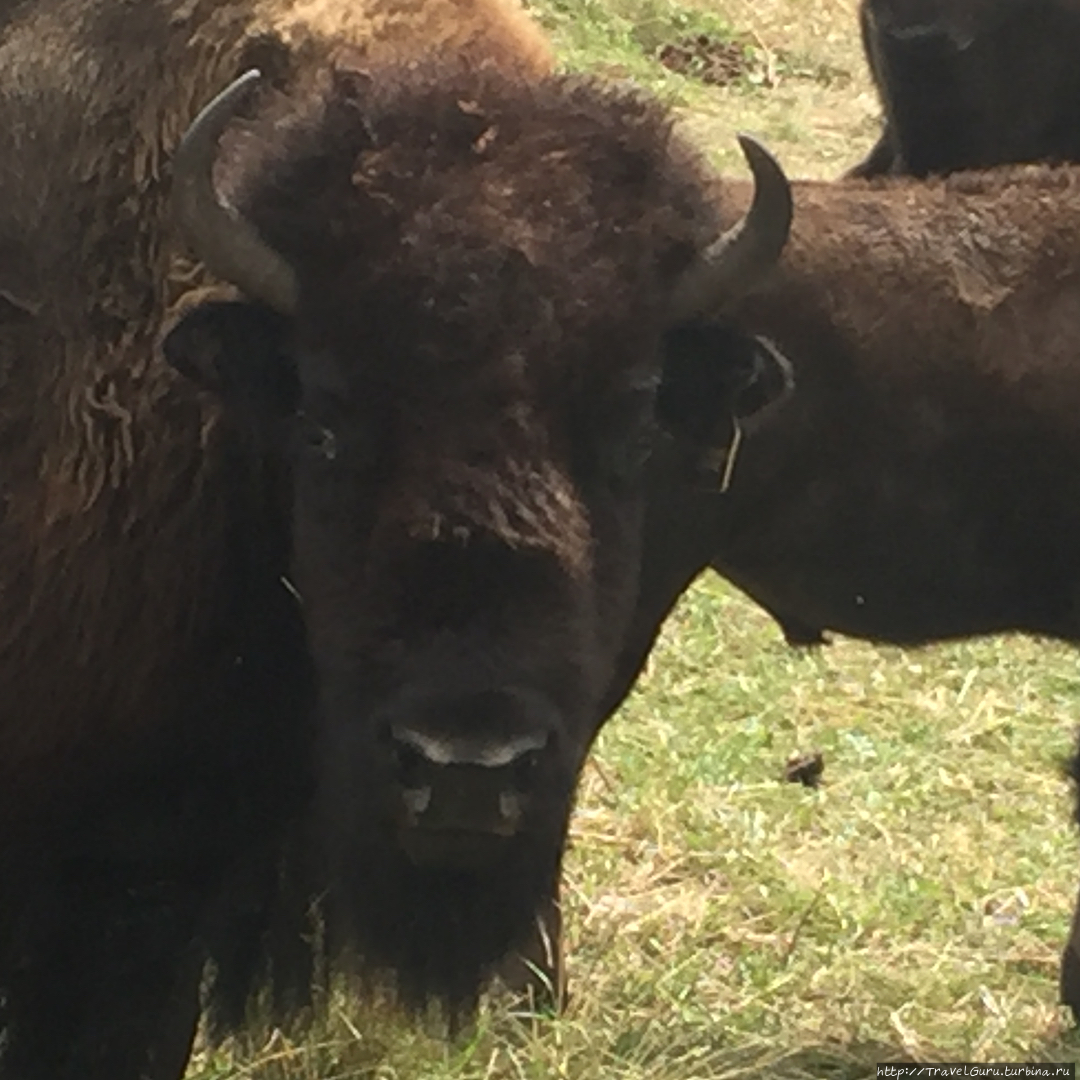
324 803 569 1017
203 804 569 1029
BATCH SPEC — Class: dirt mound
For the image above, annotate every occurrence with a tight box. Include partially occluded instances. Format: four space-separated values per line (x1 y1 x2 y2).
656 33 751 86
656 30 852 90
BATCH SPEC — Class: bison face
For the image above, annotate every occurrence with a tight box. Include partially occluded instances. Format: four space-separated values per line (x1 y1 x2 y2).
163 65 792 1013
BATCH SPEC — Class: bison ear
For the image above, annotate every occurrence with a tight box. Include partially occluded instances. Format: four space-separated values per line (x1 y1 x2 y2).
658 320 794 447
161 300 299 418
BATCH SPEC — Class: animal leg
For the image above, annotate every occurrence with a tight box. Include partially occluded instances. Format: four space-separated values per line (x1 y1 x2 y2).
844 129 897 178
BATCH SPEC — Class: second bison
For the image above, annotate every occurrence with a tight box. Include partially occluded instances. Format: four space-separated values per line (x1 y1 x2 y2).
600 162 1080 1020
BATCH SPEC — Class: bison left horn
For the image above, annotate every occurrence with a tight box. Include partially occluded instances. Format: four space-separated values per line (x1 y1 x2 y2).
173 69 300 314
669 134 793 322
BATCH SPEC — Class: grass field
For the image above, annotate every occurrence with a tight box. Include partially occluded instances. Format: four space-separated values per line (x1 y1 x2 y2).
188 1 1080 1075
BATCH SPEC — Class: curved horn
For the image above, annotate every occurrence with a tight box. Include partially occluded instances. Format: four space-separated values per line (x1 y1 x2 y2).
172 69 299 314
668 134 793 322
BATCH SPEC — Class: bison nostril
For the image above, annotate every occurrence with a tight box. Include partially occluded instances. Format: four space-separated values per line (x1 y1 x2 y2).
499 791 522 825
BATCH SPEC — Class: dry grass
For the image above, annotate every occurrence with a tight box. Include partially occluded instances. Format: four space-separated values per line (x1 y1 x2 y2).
528 0 879 176
671 0 880 176
187 0 1080 1075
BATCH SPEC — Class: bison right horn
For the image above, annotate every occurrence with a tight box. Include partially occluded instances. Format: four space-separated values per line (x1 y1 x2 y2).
173 69 300 314
668 134 793 322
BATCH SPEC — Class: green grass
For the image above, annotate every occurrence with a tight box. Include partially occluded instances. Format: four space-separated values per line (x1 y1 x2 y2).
525 0 879 176
188 0 1080 1074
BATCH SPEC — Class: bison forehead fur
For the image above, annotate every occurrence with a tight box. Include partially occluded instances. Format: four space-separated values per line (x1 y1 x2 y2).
210 64 729 574
228 67 721 356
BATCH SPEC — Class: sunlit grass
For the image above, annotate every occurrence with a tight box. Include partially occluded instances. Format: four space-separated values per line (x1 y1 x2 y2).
527 0 878 176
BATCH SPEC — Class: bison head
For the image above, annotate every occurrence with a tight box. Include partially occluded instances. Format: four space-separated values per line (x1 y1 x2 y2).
163 64 793 1015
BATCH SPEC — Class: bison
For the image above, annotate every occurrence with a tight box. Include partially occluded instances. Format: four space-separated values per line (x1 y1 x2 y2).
850 0 1080 178
585 163 1080 1019
0 0 796 1074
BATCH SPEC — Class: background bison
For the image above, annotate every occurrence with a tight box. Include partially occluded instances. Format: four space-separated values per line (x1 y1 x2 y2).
850 0 1080 177
593 161 1080 1021
615 161 1080 673
0 0 795 1075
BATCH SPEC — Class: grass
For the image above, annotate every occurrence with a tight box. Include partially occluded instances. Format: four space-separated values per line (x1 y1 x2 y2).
525 0 880 175
188 0 1080 1075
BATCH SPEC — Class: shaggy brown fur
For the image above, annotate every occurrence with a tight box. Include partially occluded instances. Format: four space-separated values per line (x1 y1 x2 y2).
0 0 550 814
851 0 1080 177
0 1 553 1076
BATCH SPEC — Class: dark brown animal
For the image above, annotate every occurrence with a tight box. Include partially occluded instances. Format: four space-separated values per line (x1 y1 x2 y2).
850 0 1080 178
0 1 795 1073
591 163 1080 1020
0 3 554 1072
164 64 792 1026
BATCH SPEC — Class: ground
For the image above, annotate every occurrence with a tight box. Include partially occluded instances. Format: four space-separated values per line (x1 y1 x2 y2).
187 0 1080 1074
